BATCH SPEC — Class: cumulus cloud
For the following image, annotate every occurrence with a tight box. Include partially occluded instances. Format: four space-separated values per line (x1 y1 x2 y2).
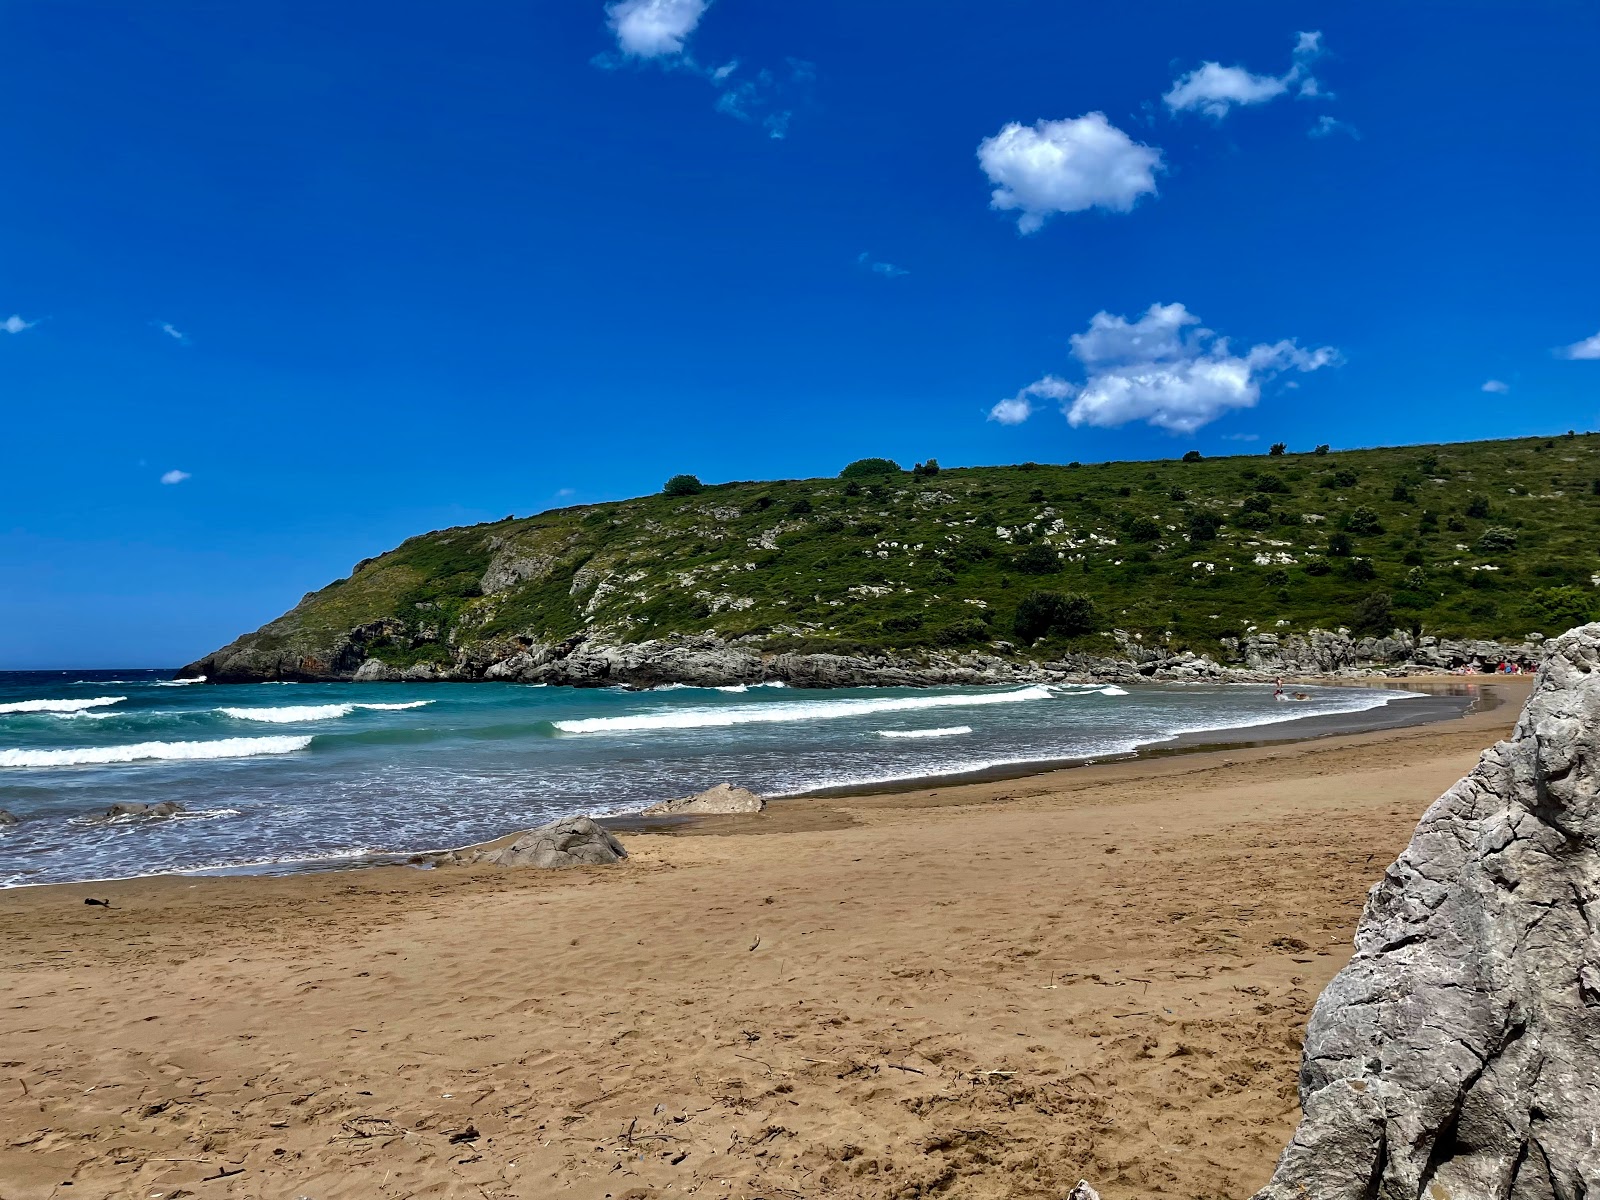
994 303 1337 435
988 375 1075 425
1482 379 1511 394
606 0 708 57
978 113 1162 234
2 314 36 334
1558 330 1600 361
161 469 192 485
1165 30 1326 119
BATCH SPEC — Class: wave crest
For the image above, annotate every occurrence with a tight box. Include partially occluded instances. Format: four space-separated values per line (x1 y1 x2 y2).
554 686 1052 735
0 696 126 715
0 736 312 768
220 701 432 724
878 726 973 739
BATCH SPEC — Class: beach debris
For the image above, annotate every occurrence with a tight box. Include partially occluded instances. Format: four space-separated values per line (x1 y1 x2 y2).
1252 622 1600 1200
447 1125 479 1144
1065 1182 1101 1200
83 897 111 908
641 783 766 816
457 815 627 870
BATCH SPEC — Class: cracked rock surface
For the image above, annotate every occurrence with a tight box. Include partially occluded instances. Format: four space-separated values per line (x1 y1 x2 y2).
1253 623 1600 1200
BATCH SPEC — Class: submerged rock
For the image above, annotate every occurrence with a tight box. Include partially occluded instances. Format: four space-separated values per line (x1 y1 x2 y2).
467 816 627 870
642 783 766 816
1252 622 1600 1200
98 801 184 820
0 809 17 828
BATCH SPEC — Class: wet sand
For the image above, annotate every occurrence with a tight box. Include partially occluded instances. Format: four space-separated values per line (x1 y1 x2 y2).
0 677 1532 1200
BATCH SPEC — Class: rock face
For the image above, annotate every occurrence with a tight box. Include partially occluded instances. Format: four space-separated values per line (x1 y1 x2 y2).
1252 623 1600 1200
642 784 766 816
0 809 17 828
459 816 627 870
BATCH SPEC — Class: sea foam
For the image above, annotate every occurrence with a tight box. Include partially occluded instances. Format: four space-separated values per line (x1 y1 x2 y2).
878 726 973 739
0 696 126 715
553 686 1052 734
154 676 207 687
219 701 432 724
0 736 313 768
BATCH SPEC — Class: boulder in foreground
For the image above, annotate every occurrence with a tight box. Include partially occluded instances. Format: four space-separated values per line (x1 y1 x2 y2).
641 783 766 816
463 816 627 870
1252 622 1600 1200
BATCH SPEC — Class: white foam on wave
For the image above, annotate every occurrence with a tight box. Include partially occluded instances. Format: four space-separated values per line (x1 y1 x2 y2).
219 701 432 724
0 696 126 715
878 726 973 739
554 685 1053 735
1098 685 1130 696
0 736 313 768
154 676 206 687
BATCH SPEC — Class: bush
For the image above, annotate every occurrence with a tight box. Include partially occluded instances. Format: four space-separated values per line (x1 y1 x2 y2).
1182 450 1203 463
1404 566 1429 590
1241 494 1273 514
787 496 814 515
880 613 925 634
1403 549 1425 566
1477 526 1518 554
1529 587 1599 629
1465 494 1491 519
853 521 884 537
1314 444 1330 455
1269 442 1287 455
934 619 991 646
1391 483 1412 502
1188 511 1221 541
1169 486 1188 502
841 458 901 479
1125 515 1162 542
842 481 862 497
911 459 941 477
1353 591 1393 634
1255 474 1290 494
1013 543 1061 575
1304 556 1332 576
1329 532 1353 556
1013 590 1096 642
1346 557 1378 581
663 474 704 496
1345 505 1383 535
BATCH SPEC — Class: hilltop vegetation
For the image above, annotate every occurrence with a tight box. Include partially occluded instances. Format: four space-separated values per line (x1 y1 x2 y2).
198 434 1600 675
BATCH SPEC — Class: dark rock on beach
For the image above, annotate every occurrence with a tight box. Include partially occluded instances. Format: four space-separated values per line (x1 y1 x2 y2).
447 815 627 870
1251 622 1600 1200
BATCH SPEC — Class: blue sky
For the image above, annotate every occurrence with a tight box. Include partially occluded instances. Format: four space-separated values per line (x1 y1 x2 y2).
3 1 1598 667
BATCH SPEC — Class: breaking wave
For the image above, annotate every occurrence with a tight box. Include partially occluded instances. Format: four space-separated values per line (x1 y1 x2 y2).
553 686 1053 735
878 726 973 739
219 701 433 724
1098 685 1130 696
154 676 207 687
0 736 313 768
0 696 126 715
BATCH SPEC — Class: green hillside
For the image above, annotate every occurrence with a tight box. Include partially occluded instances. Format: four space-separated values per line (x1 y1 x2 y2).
194 433 1600 676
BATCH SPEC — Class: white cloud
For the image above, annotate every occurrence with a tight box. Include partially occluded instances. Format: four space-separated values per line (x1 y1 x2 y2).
1558 330 1600 361
978 113 1162 234
857 251 908 278
999 303 1337 435
1222 433 1261 442
1165 30 1327 119
1482 379 1511 394
988 375 1075 425
1309 114 1358 139
2 314 35 334
159 322 188 343
161 469 192 485
606 0 708 57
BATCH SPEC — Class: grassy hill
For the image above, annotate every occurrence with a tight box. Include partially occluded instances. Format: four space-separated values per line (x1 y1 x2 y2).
198 433 1600 675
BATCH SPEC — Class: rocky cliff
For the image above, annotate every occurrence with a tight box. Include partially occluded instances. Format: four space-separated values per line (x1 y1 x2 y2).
1251 623 1600 1199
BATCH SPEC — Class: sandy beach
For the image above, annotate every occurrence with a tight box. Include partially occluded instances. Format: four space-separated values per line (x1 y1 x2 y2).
0 678 1531 1200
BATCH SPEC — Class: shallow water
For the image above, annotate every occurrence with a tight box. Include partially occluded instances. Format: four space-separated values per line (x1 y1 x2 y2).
0 669 1421 887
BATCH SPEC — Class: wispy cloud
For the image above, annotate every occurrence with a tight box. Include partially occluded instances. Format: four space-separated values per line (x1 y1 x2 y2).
1557 330 1600 361
158 322 189 344
2 314 36 334
994 303 1338 435
857 252 908 279
1222 432 1261 442
160 469 192 485
977 113 1163 234
1308 114 1359 139
1481 379 1511 394
987 376 1075 426
1165 31 1328 119
597 1 812 138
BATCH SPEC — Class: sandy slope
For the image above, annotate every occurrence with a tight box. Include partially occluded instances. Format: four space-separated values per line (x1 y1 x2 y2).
0 680 1528 1200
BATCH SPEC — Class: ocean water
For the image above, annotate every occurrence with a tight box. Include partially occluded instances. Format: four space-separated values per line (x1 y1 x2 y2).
0 669 1422 888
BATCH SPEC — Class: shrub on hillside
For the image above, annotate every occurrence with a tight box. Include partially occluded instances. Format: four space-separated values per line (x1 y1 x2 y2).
880 613 925 634
1314 444 1331 455
1013 590 1096 642
1124 515 1162 542
1255 474 1290 494
1477 526 1519 554
1304 556 1332 576
840 458 901 479
1346 557 1378 581
1188 511 1221 542
663 474 704 496
1329 532 1353 556
1182 450 1203 462
1013 543 1061 575
1529 586 1599 629
787 496 814 515
1269 442 1287 455
934 619 991 646
1345 505 1383 535
1353 591 1393 634
1466 494 1491 519
911 459 941 476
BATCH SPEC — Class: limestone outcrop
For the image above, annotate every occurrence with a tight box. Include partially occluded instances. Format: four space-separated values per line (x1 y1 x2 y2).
642 783 766 816
451 816 628 870
1251 623 1600 1200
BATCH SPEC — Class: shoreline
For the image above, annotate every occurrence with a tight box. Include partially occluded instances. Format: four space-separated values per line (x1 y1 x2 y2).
0 677 1534 1199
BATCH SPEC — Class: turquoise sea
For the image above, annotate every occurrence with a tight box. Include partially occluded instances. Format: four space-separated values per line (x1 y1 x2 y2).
0 669 1426 887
